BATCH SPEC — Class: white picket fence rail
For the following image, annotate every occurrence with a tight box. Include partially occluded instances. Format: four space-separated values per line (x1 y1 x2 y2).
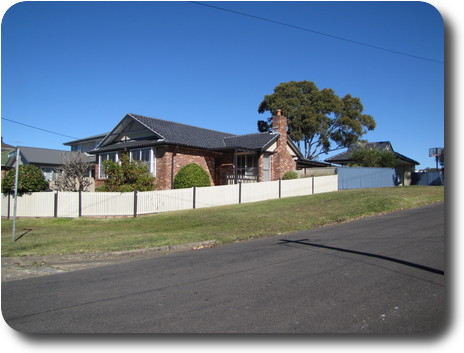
1 175 338 218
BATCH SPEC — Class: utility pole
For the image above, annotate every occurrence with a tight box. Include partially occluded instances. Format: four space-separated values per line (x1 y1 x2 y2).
12 147 20 242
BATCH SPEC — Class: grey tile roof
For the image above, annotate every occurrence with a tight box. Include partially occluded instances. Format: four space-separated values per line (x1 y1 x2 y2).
90 113 280 153
325 141 419 165
4 147 95 168
223 133 278 150
129 113 235 149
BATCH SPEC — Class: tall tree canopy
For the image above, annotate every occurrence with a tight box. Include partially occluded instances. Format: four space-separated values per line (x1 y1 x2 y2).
257 81 376 160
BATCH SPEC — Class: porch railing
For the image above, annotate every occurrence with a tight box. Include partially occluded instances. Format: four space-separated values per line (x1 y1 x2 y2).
225 174 258 185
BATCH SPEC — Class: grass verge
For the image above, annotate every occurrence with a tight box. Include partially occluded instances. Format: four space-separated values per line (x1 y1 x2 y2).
1 186 444 257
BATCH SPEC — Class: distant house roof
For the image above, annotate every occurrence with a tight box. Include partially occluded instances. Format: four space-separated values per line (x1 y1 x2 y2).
89 113 281 154
325 141 419 166
4 146 95 168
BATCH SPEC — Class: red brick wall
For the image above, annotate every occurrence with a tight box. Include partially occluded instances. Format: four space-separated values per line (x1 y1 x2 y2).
94 147 226 191
156 146 221 190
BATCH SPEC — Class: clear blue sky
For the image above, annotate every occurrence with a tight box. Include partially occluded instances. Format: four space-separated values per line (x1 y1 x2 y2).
1 0 444 168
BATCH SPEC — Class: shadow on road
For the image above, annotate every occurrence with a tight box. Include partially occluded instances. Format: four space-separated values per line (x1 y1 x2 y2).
278 238 444 276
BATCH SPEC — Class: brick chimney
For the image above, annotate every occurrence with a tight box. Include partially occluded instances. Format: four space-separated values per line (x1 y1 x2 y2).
271 109 295 180
272 109 287 145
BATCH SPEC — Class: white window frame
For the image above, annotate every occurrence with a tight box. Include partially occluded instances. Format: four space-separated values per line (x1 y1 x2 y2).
130 148 155 176
41 167 61 181
98 152 118 179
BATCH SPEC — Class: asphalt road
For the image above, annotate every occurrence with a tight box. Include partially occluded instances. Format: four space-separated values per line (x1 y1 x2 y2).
2 202 445 333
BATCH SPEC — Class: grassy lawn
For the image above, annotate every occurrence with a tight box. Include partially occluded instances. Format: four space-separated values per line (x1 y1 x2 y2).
1 186 444 257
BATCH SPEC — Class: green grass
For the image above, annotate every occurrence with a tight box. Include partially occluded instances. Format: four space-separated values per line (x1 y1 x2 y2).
1 186 444 257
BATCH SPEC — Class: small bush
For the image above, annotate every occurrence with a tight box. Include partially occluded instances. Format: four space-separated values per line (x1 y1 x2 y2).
282 171 299 180
174 163 211 189
2 165 49 195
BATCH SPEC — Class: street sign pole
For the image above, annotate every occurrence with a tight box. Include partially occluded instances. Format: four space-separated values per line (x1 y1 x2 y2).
12 147 20 242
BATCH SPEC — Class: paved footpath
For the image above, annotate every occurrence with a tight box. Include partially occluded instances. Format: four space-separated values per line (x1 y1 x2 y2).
2 203 445 333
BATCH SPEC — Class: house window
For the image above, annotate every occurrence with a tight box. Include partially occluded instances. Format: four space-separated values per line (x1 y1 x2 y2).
130 148 155 175
237 153 257 177
98 152 118 179
41 167 60 181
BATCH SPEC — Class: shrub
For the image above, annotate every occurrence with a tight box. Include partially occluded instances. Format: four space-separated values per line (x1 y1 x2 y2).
282 170 299 180
2 165 49 195
174 163 211 189
349 148 398 168
98 153 157 192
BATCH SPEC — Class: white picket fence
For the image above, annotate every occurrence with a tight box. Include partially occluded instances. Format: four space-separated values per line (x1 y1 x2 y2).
1 175 338 218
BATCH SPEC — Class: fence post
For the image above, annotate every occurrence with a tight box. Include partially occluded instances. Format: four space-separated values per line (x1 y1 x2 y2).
239 182 242 204
78 190 82 217
312 175 315 195
193 186 196 209
133 190 138 218
279 178 282 199
54 191 58 218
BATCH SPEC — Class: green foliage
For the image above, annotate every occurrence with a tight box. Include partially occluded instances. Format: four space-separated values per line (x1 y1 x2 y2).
349 148 398 168
2 165 49 195
173 163 211 189
98 153 156 192
257 81 376 160
282 171 299 180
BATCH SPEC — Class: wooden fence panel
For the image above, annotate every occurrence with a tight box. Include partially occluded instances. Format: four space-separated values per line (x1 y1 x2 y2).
1 175 339 218
314 175 339 194
241 180 280 204
137 188 193 214
82 192 134 217
57 192 80 218
195 184 239 209
281 178 312 198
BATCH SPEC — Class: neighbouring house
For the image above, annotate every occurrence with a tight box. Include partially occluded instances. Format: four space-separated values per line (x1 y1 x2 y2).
3 146 96 188
63 132 108 153
82 111 307 190
1 138 15 178
324 141 419 185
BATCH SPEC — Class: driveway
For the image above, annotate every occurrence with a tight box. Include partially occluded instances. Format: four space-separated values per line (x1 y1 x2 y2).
2 202 445 333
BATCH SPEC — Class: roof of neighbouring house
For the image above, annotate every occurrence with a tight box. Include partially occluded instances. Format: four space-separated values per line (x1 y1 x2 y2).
4 146 96 168
324 141 419 165
89 113 281 154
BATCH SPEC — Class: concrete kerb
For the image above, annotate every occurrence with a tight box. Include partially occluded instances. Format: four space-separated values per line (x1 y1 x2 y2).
1 240 217 282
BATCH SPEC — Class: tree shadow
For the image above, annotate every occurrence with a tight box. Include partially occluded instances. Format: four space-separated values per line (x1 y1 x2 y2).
278 238 444 275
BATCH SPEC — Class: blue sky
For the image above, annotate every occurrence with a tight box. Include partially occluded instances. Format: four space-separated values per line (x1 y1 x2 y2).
1 1 445 168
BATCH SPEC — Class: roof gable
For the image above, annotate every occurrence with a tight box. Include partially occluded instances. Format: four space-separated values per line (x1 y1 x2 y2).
89 113 303 155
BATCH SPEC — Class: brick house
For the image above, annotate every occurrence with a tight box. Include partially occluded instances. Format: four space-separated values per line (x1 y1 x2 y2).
86 111 302 190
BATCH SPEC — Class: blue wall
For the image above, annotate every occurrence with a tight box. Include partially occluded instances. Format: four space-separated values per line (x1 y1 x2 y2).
412 171 444 186
337 167 398 190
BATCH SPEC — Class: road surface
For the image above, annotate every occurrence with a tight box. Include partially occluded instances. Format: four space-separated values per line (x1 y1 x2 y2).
2 202 445 333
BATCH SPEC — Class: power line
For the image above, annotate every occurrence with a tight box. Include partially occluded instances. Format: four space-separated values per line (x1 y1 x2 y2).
1 117 79 140
189 1 443 64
